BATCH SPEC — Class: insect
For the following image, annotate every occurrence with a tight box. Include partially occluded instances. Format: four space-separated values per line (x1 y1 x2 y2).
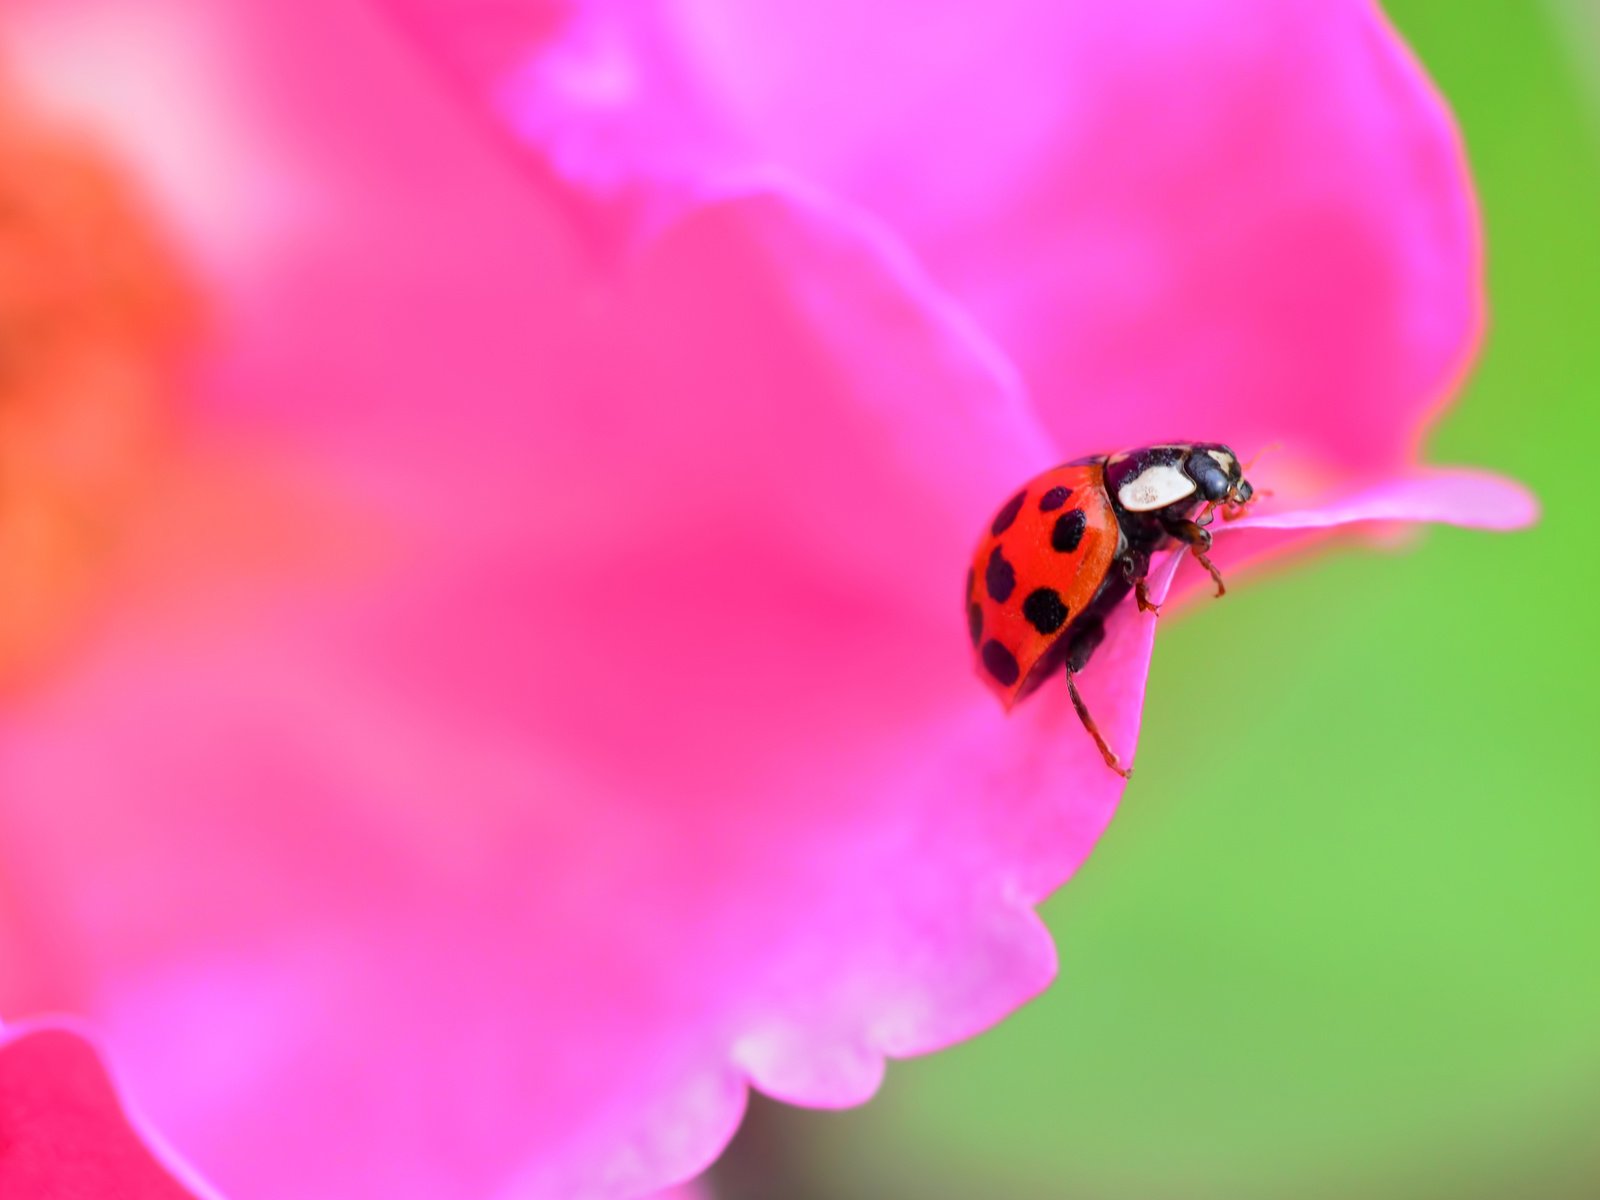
966 443 1257 778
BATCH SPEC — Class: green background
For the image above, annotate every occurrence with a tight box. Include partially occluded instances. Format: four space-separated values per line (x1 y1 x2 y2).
713 3 1600 1196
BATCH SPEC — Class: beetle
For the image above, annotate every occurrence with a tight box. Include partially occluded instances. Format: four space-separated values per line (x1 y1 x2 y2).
966 442 1256 778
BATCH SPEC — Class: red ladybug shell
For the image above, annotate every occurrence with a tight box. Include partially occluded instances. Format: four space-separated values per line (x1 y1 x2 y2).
966 461 1120 708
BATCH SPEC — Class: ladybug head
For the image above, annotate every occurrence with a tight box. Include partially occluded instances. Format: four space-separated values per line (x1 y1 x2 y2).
1183 443 1254 508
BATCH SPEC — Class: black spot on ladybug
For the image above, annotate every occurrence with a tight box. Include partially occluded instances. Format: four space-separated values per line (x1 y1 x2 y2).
1051 509 1087 553
981 640 1020 686
985 546 1016 603
1022 587 1069 634
965 567 975 604
968 602 983 647
1039 485 1072 512
991 490 1027 536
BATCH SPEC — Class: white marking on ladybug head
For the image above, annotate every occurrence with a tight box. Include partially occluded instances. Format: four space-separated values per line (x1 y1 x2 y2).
1207 449 1237 475
1117 463 1197 512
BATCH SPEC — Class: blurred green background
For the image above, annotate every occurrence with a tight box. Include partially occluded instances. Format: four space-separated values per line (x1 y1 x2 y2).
711 3 1600 1196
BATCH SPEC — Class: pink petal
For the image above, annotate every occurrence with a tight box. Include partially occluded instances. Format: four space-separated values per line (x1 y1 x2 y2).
1157 467 1537 605
391 0 1482 471
0 3 1531 1199
0 174 1071 1196
0 1023 216 1199
0 6 1075 1194
1227 468 1539 532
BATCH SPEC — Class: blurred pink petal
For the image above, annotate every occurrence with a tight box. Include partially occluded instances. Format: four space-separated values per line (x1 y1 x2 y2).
0 1022 216 1199
1163 465 1539 605
392 0 1481 471
1228 468 1539 532
0 2 1534 1199
0 184 1060 1200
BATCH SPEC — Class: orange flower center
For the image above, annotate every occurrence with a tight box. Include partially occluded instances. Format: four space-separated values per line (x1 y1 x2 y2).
0 89 195 687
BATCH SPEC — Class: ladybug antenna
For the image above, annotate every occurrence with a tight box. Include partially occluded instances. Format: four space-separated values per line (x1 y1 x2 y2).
1241 442 1282 475
1220 443 1278 522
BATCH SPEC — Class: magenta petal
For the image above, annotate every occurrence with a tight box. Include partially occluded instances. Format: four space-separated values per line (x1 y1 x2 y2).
1157 467 1537 609
0 116 1102 1200
0 2 1530 1197
0 1023 215 1200
1227 468 1539 532
391 0 1481 471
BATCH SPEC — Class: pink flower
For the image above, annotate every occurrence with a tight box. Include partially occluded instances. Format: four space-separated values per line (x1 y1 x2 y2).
0 1022 217 1199
0 2 1533 1199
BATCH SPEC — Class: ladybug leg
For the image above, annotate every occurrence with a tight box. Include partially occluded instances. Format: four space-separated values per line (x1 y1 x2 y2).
1063 619 1133 779
1120 551 1160 615
1065 671 1132 780
1196 551 1227 597
1163 517 1227 598
1221 487 1270 522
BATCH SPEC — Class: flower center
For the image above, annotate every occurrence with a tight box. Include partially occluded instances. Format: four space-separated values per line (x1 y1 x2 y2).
0 90 195 687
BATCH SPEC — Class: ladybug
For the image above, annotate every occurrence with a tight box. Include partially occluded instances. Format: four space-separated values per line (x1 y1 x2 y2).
966 442 1256 778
